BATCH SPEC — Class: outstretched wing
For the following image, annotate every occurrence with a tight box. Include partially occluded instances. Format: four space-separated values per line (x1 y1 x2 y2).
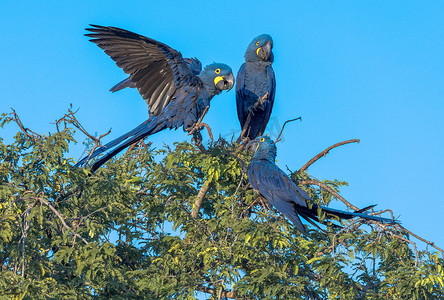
247 160 309 233
110 57 201 93
86 25 202 116
184 57 202 75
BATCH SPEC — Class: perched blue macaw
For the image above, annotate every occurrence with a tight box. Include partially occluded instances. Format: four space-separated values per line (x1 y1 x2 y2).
236 34 275 139
76 25 234 172
247 136 399 234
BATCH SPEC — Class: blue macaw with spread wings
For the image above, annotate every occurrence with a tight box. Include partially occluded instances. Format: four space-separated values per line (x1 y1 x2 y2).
76 25 234 172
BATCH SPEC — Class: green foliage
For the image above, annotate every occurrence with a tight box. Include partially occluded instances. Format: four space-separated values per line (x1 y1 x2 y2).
1 111 443 299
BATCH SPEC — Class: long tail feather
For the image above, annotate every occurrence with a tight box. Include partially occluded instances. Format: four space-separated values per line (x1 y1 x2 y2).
75 117 165 172
318 205 399 224
297 204 399 225
74 120 151 168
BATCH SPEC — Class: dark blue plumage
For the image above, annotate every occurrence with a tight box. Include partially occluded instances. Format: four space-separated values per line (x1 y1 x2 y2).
247 136 399 234
75 25 234 172
110 58 203 113
236 34 276 139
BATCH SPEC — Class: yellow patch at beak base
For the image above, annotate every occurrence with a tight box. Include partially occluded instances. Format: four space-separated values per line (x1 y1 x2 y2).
256 47 261 56
214 76 224 86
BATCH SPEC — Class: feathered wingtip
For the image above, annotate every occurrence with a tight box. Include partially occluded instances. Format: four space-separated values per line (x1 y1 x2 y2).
110 77 135 92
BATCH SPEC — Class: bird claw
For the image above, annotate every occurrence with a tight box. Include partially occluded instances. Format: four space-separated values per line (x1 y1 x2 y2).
191 131 203 144
248 93 268 116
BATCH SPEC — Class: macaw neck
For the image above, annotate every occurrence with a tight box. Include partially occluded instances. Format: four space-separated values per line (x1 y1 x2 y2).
245 58 273 67
201 81 221 97
252 148 277 163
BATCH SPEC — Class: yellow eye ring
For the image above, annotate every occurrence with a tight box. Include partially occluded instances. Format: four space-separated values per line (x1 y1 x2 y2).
260 137 265 142
256 41 260 46
215 68 220 74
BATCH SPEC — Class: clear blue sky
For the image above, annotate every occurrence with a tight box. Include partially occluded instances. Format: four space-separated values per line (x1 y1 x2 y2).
1 1 443 251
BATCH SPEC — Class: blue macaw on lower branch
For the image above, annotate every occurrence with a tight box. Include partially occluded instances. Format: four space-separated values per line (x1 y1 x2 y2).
246 136 400 235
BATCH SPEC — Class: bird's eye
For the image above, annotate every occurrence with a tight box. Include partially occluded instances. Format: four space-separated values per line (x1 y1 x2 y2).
256 41 260 46
215 68 221 74
260 137 265 142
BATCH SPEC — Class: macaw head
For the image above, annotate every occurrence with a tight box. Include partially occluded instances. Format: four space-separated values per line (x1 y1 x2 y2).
246 135 277 161
245 34 274 63
200 63 235 94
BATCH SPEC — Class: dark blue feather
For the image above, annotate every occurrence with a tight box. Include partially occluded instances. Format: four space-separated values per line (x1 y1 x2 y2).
236 35 275 139
247 136 400 234
76 25 234 171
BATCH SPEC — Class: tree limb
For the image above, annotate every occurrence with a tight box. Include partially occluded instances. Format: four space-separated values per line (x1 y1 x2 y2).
191 180 210 218
396 224 444 257
299 139 360 173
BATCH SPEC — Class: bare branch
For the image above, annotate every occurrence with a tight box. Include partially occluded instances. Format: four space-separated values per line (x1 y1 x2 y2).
53 108 112 166
275 117 302 143
9 108 42 140
397 224 444 257
53 108 111 143
299 179 359 211
299 139 360 172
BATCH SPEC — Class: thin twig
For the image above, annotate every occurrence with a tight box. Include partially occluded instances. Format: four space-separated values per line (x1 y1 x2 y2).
36 197 89 244
397 224 444 257
275 117 302 143
9 108 42 140
299 180 359 211
126 139 151 154
233 173 245 199
53 108 111 143
299 139 360 172
332 219 361 259
19 200 37 277
53 108 112 166
387 231 419 266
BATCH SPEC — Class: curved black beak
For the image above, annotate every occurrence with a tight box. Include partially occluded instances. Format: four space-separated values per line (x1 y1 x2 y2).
257 40 272 61
215 72 235 92
245 139 259 154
